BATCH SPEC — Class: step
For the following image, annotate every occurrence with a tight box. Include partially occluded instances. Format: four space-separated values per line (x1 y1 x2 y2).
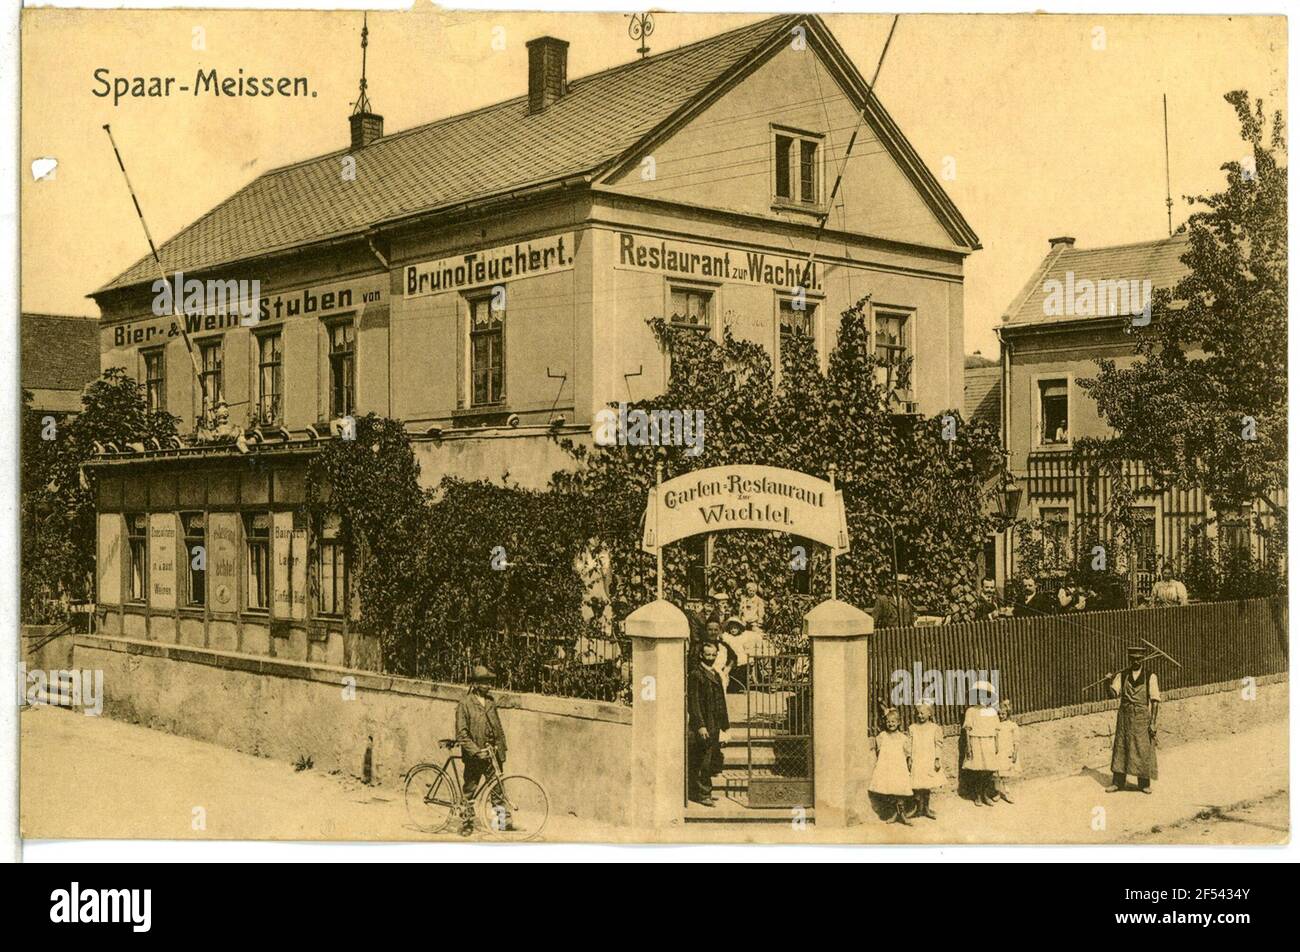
722 745 777 767
685 795 813 824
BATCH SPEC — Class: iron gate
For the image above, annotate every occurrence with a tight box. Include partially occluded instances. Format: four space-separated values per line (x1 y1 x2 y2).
743 641 813 808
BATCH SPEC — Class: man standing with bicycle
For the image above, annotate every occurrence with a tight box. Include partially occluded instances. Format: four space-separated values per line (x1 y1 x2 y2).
456 665 510 834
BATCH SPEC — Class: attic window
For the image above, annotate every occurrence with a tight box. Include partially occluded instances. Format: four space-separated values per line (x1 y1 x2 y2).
773 127 822 205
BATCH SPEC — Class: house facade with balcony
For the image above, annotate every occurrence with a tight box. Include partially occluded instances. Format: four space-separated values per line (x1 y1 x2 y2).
87 14 980 665
995 232 1281 597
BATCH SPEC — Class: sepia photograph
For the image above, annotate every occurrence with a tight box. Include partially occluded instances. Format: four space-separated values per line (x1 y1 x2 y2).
8 1 1291 863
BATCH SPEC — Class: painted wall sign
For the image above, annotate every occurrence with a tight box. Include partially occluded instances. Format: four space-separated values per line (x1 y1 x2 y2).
106 274 387 350
616 231 822 292
642 464 847 553
149 513 176 610
97 513 122 605
404 233 575 297
207 512 239 612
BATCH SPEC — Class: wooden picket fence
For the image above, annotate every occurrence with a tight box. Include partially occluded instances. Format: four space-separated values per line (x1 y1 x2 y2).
870 597 1288 730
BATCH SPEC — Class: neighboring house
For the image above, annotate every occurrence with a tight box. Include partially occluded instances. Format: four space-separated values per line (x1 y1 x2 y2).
963 352 1002 582
994 233 1281 596
21 313 100 416
963 352 1000 429
85 14 980 664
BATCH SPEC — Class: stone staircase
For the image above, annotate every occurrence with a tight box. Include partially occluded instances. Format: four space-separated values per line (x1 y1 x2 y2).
686 691 814 824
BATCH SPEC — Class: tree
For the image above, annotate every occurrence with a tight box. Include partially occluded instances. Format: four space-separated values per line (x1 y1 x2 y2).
556 297 1007 628
1079 90 1286 519
21 369 179 622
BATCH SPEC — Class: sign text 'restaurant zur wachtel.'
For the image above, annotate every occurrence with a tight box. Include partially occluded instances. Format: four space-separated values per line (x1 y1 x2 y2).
405 234 575 297
616 232 822 291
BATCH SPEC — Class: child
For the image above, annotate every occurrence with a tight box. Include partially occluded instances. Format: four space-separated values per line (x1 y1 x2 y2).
870 707 913 824
738 580 767 632
907 702 945 819
994 699 1020 804
962 682 1000 806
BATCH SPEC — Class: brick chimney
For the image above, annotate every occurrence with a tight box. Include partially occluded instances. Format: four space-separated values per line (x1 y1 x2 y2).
349 111 384 151
1049 235 1076 251
526 36 569 114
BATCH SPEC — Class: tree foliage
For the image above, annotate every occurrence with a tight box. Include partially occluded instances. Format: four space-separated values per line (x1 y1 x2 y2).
1079 90 1287 516
21 369 178 622
307 298 1006 699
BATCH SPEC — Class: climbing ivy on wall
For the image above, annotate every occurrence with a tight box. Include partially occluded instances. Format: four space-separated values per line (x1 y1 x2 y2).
304 297 1007 695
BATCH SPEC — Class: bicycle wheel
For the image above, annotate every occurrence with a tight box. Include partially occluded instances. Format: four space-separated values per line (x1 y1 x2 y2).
477 774 549 841
404 764 460 834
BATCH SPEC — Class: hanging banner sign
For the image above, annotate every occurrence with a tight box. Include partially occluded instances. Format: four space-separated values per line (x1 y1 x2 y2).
615 231 822 292
642 465 848 554
405 233 575 297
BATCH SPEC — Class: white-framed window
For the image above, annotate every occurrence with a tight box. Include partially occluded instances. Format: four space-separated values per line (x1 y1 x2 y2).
244 512 271 612
466 293 505 407
872 306 913 394
142 348 165 413
256 331 283 425
668 284 714 334
316 514 347 617
328 320 356 418
772 126 824 206
126 513 148 603
1037 377 1070 447
776 292 820 376
198 338 223 417
181 511 206 608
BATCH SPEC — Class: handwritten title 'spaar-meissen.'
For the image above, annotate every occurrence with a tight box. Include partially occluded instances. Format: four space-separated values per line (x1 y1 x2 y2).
92 68 313 106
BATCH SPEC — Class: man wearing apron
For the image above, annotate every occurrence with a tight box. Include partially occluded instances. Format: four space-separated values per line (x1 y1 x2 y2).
1105 647 1160 793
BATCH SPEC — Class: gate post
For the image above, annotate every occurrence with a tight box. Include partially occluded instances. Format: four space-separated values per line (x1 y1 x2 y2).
626 598 689 832
805 598 873 828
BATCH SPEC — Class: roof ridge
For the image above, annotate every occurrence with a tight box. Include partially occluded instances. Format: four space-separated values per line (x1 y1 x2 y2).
259 14 793 180
1061 232 1190 255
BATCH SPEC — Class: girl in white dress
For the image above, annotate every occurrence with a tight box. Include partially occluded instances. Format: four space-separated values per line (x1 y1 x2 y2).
994 699 1020 804
963 681 1000 806
907 702 945 819
870 707 913 824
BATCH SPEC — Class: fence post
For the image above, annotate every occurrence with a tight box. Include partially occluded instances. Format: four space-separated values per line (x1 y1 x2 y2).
805 598 873 828
626 598 689 832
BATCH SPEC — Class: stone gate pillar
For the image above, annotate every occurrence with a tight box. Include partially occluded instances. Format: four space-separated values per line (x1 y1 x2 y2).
626 598 689 832
805 598 873 828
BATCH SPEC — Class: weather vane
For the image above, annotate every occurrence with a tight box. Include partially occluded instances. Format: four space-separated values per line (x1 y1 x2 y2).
352 12 372 116
627 12 655 59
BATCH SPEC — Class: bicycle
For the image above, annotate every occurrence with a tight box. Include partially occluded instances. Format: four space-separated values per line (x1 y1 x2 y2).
403 739 549 841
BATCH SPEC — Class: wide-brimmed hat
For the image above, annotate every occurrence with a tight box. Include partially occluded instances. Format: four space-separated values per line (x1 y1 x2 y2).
1126 646 1147 660
725 616 744 632
469 664 496 683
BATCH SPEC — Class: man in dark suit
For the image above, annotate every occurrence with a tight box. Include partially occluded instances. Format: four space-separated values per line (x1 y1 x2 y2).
687 641 730 807
1013 576 1057 617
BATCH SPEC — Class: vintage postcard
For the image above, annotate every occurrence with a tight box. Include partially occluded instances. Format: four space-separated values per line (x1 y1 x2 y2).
16 4 1288 848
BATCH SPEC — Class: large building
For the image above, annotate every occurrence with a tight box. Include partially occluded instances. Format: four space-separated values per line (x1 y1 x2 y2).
995 233 1281 594
88 14 979 665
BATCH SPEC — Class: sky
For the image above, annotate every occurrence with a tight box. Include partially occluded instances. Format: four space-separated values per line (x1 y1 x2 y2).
20 7 1287 357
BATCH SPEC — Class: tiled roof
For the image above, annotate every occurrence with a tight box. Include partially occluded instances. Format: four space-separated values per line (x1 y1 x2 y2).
963 364 1001 428
99 15 802 294
21 313 100 395
1001 232 1191 326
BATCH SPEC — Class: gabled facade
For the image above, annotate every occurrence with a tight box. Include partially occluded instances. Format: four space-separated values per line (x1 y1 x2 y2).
87 14 980 664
